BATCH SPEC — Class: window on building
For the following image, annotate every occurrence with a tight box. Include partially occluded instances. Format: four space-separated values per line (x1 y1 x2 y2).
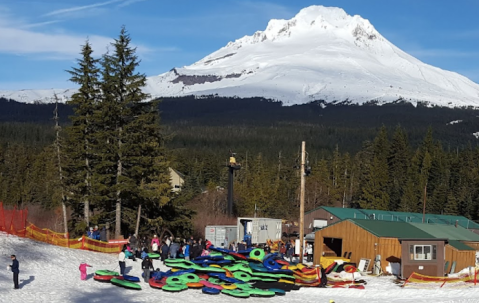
409 244 436 260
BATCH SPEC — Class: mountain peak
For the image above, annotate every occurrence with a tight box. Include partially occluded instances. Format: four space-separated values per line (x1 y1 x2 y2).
2 5 479 107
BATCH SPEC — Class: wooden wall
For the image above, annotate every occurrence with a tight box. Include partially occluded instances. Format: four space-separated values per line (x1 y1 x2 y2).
304 208 340 234
445 245 476 273
313 220 402 272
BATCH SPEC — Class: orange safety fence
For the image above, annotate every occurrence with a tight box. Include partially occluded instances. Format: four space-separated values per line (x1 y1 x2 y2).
403 271 477 288
1 202 122 254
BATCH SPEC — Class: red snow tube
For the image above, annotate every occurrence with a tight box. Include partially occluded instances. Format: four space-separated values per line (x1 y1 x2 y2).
229 252 247 260
324 262 337 274
344 265 357 273
94 274 121 282
276 260 290 266
149 278 165 289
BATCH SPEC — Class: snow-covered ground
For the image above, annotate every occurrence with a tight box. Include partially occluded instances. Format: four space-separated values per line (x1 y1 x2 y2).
1 232 479 302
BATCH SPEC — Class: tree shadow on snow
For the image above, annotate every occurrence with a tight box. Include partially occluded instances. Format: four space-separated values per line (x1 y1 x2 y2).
19 275 35 288
70 286 144 303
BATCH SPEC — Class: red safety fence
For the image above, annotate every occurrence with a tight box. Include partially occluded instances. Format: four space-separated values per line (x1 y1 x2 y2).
0 202 122 253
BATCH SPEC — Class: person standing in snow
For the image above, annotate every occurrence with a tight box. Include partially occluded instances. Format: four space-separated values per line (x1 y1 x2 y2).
141 256 154 282
151 235 160 253
9 255 19 289
184 242 190 261
99 227 107 242
79 262 92 280
160 241 169 264
118 247 126 276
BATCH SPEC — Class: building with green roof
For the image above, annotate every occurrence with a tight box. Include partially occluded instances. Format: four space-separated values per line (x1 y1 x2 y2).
304 206 479 234
313 218 479 279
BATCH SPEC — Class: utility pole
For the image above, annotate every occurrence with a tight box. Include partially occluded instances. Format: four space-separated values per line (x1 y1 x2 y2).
226 152 241 216
422 182 427 223
299 141 306 263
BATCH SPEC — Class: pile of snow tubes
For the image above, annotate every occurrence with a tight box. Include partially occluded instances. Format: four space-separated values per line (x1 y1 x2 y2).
151 246 331 298
94 269 142 290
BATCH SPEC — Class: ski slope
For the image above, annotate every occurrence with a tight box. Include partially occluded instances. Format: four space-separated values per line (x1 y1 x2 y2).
1 232 479 302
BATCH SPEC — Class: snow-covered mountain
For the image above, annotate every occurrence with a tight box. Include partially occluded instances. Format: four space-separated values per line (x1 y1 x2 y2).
2 5 479 107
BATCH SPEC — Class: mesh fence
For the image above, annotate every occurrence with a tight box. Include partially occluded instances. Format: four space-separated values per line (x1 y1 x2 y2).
0 202 121 253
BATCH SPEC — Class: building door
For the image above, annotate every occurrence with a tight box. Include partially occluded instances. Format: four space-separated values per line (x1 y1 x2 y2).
323 237 343 257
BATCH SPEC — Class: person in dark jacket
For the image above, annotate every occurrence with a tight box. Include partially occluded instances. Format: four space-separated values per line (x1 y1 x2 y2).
9 255 19 289
169 240 180 259
99 227 107 242
141 256 154 282
160 241 169 264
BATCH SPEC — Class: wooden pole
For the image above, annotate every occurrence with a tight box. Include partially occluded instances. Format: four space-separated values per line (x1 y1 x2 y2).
135 204 141 237
299 141 306 263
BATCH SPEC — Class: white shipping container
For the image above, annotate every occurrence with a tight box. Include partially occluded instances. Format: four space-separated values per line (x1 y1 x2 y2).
204 225 237 248
237 217 282 245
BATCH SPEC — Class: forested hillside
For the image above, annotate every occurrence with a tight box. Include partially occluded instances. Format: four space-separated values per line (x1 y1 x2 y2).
2 95 479 234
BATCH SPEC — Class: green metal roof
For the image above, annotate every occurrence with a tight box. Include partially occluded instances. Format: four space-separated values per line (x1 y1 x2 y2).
410 223 479 242
349 219 434 239
310 206 479 230
448 240 475 251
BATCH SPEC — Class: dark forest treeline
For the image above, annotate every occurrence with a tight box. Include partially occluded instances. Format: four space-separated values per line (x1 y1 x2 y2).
2 96 479 228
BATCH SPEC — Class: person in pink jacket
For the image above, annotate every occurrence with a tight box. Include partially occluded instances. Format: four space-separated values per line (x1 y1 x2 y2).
79 262 92 280
151 235 160 253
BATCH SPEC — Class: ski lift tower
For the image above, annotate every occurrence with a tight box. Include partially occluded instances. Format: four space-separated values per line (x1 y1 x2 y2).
226 152 241 216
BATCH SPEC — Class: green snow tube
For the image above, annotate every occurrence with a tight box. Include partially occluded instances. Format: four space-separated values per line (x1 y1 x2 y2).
221 289 250 298
162 283 188 292
208 277 221 284
148 253 160 259
111 278 142 290
245 288 276 297
233 271 252 282
165 276 185 285
235 283 254 290
95 270 119 276
179 273 200 283
249 248 265 261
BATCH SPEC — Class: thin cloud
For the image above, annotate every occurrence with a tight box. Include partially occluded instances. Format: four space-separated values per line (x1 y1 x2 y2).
42 0 121 17
118 0 149 8
19 20 62 29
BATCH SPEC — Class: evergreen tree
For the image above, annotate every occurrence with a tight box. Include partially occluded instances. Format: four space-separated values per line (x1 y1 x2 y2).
65 41 101 231
387 126 409 211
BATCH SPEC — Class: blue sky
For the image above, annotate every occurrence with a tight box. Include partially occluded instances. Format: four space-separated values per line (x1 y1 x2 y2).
1 0 479 90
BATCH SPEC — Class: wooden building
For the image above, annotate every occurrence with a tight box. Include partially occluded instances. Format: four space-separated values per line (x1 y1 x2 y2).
314 219 479 278
305 206 479 234
169 167 185 193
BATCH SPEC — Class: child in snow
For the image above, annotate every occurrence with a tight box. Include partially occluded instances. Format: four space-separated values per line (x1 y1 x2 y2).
79 262 92 280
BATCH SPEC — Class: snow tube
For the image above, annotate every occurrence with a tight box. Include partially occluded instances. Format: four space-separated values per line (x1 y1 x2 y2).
199 280 223 290
95 269 119 276
263 258 282 270
267 288 286 296
324 262 337 274
195 254 224 261
111 278 142 290
276 260 290 266
222 289 250 298
218 275 244 284
245 288 276 297
209 246 230 254
197 273 209 280
202 287 221 295
237 248 253 254
349 285 365 289
149 278 165 289
169 269 195 276
165 276 185 284
344 265 357 273
122 275 141 283
228 252 247 260
179 273 200 283
233 271 252 282
235 283 254 290
162 283 188 292
94 274 118 282
220 283 238 290
148 253 160 259
186 282 203 288
249 248 265 261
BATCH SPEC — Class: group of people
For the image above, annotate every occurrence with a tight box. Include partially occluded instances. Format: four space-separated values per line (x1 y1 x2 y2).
116 233 214 281
86 225 107 242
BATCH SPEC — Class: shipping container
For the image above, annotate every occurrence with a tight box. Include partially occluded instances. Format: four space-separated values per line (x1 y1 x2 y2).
204 225 237 248
237 217 282 245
